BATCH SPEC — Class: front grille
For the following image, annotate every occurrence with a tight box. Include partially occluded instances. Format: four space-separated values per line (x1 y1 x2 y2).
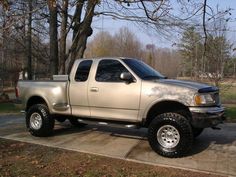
211 92 220 105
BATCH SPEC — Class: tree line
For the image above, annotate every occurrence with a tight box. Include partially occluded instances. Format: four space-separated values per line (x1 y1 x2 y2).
0 0 235 90
178 19 235 86
86 26 236 84
85 28 182 78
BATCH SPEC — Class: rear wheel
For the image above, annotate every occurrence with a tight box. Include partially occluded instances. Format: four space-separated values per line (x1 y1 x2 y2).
148 112 193 158
26 104 54 137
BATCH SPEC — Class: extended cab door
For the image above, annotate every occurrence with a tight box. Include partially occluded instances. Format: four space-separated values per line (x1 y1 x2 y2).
69 60 93 117
88 59 141 122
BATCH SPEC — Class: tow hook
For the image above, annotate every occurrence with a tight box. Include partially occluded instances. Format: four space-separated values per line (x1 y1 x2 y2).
211 126 221 130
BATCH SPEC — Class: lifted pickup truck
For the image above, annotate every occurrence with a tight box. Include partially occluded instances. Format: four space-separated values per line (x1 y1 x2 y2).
17 57 225 157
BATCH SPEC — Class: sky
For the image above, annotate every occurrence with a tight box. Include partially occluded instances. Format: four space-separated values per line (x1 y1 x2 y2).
91 0 236 49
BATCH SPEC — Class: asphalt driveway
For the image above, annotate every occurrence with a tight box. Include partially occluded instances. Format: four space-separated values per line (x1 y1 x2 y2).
0 114 236 176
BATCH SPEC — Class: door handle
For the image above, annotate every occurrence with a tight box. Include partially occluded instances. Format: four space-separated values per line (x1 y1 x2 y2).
90 87 99 92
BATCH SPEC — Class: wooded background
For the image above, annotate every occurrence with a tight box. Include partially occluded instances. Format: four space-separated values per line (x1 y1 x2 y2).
0 0 235 91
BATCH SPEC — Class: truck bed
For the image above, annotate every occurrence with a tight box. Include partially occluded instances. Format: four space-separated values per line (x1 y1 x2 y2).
18 80 71 115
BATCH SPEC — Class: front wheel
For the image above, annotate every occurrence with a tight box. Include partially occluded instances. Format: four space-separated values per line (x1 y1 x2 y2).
26 104 55 137
148 112 193 158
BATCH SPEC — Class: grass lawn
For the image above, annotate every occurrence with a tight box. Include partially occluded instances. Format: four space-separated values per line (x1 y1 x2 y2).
0 138 223 177
220 84 236 121
225 106 236 122
0 102 21 114
220 85 236 104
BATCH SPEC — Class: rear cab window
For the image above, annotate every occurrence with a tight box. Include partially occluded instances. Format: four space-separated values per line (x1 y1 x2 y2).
74 60 93 82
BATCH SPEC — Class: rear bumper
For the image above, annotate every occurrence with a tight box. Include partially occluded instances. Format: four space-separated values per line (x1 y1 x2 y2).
189 106 226 128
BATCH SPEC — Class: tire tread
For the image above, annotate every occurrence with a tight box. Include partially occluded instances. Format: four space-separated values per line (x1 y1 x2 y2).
148 112 193 158
26 104 54 137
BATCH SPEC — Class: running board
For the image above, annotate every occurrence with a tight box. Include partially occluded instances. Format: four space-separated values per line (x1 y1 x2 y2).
76 118 140 129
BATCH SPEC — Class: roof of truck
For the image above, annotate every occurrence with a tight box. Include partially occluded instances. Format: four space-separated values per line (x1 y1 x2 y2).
76 57 137 60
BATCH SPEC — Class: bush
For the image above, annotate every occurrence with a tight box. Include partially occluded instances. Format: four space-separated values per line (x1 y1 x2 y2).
0 92 10 102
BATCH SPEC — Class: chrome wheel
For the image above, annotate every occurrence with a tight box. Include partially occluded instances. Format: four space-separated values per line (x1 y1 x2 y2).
30 112 42 130
157 125 180 148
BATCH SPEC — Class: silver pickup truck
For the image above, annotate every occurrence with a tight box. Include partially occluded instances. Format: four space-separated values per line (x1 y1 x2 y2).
17 57 225 157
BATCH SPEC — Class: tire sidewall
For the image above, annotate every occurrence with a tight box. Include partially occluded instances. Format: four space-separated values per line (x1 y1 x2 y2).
148 113 193 157
26 104 54 136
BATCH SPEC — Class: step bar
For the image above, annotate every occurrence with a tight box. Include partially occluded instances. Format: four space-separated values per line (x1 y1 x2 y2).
76 118 140 129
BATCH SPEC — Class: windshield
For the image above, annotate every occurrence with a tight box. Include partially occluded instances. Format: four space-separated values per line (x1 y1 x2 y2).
123 59 166 80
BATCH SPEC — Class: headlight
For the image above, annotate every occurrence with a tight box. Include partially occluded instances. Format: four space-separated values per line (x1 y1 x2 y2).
194 94 215 106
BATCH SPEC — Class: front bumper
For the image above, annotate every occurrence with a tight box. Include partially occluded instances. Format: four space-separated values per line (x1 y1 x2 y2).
189 106 226 128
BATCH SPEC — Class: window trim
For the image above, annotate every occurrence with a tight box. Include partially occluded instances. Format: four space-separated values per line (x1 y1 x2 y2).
95 59 134 83
74 60 93 82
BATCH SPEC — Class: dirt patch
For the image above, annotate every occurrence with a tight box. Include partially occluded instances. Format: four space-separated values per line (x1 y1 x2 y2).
0 138 225 177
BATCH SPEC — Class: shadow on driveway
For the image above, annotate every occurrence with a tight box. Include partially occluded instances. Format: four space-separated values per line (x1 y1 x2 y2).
1 115 236 176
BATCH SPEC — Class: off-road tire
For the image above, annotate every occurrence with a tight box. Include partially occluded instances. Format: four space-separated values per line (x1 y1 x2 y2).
26 104 55 137
192 127 204 138
148 112 193 158
69 118 87 127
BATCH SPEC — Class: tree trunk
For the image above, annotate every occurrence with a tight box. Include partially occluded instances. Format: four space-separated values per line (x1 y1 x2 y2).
59 0 68 74
1 11 6 92
68 27 92 73
26 0 32 80
67 0 98 74
48 0 58 77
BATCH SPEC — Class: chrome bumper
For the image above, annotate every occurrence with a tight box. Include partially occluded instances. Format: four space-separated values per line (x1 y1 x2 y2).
189 106 225 128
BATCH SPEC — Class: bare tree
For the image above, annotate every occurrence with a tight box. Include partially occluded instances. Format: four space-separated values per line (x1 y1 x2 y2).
0 0 50 83
113 27 143 58
178 27 203 79
2 0 234 79
145 47 181 78
86 28 182 78
178 13 233 86
47 0 58 76
62 0 196 73
85 31 114 58
26 0 32 80
85 27 143 59
59 0 68 74
66 0 97 73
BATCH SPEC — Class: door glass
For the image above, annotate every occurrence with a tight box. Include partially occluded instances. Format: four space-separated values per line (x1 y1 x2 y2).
96 60 129 82
75 60 93 82
123 59 165 80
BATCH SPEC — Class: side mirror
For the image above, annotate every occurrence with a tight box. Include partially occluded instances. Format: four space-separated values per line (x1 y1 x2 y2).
120 72 133 82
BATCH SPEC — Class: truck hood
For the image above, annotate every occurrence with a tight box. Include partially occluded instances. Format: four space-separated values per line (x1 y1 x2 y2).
157 79 218 93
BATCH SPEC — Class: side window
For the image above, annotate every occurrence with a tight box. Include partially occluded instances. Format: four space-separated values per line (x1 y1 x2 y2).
75 60 93 82
96 60 129 82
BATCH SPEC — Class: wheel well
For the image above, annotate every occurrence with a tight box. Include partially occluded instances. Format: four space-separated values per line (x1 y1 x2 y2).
26 96 47 111
145 101 191 127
